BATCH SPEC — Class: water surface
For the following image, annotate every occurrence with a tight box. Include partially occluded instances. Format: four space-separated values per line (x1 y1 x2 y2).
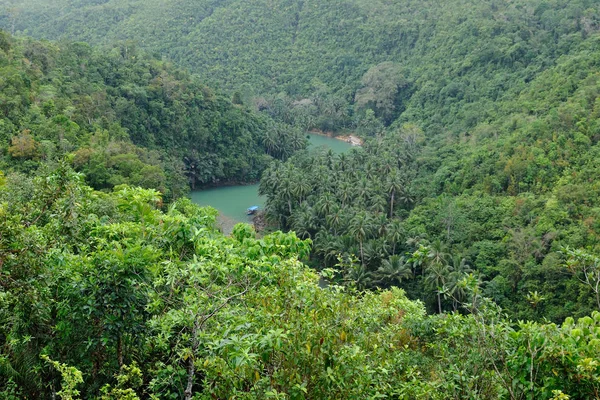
189 184 263 226
190 134 353 231
308 133 353 153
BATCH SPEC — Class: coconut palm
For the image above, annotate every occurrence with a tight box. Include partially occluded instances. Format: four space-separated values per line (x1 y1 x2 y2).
338 182 353 208
385 169 403 218
427 239 450 268
355 178 371 205
369 194 387 214
348 212 374 267
341 258 374 290
335 152 349 172
262 129 280 157
363 238 389 268
294 178 312 204
289 130 308 152
398 184 415 207
376 255 413 287
315 193 336 218
445 257 472 311
386 219 404 255
425 261 451 314
325 205 343 235
290 205 315 239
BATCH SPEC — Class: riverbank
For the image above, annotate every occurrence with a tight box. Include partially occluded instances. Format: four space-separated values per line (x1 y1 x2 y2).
216 213 239 235
195 180 260 191
335 134 363 146
191 133 353 234
309 130 363 146
215 211 269 236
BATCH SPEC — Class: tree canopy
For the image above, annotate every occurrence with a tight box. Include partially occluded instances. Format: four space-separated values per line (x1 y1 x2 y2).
2 165 600 399
2 0 600 397
0 31 307 199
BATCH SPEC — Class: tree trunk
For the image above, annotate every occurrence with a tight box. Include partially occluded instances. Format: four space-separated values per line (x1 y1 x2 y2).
360 240 365 267
184 356 195 400
117 335 124 367
437 292 442 314
389 190 395 218
185 321 200 400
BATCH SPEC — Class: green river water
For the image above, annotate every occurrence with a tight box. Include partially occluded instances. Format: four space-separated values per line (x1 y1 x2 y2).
190 134 353 231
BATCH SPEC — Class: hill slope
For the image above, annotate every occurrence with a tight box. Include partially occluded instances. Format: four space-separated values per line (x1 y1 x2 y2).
0 31 305 196
4 0 600 319
2 166 600 399
3 0 599 128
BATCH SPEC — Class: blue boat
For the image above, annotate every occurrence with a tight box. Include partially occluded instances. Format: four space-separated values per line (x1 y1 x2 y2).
246 206 259 215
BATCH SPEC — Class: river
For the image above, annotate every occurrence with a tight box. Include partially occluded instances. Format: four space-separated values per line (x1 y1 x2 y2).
189 134 353 232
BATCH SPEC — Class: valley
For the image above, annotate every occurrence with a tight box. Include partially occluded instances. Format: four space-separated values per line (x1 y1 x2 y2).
1 1 600 398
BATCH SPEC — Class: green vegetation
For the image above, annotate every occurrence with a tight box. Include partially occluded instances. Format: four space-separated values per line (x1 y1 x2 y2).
2 165 600 399
0 31 306 199
259 36 600 319
2 0 600 397
3 0 600 133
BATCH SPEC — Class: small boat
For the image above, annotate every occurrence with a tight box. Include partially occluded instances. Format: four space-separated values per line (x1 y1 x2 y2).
246 206 259 215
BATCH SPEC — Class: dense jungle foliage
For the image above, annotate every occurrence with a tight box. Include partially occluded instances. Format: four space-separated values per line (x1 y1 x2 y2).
3 0 600 397
260 30 600 321
0 30 305 198
2 165 600 399
248 0 600 321
3 0 600 132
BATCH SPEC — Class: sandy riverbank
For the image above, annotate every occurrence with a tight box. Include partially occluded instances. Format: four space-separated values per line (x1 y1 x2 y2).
335 134 363 146
309 130 363 146
215 213 239 235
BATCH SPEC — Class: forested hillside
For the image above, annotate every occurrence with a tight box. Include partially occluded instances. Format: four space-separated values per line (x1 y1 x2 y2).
259 31 600 321
2 165 600 399
3 0 599 131
0 30 305 199
3 0 600 317
3 1 600 397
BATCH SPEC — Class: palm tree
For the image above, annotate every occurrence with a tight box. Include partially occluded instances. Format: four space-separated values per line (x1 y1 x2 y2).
425 261 451 313
369 194 387 215
313 231 336 266
348 212 374 267
277 166 301 218
384 154 398 174
386 219 404 255
411 240 452 313
374 214 388 237
340 257 373 290
290 205 315 239
324 149 335 169
376 255 413 287
446 257 472 311
325 205 342 235
279 179 295 217
316 193 336 218
264 198 288 227
363 239 389 269
398 184 415 208
336 153 349 172
427 239 450 268
294 178 312 204
262 129 280 157
258 161 283 197
355 178 371 205
289 130 308 152
338 182 353 208
385 169 403 218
